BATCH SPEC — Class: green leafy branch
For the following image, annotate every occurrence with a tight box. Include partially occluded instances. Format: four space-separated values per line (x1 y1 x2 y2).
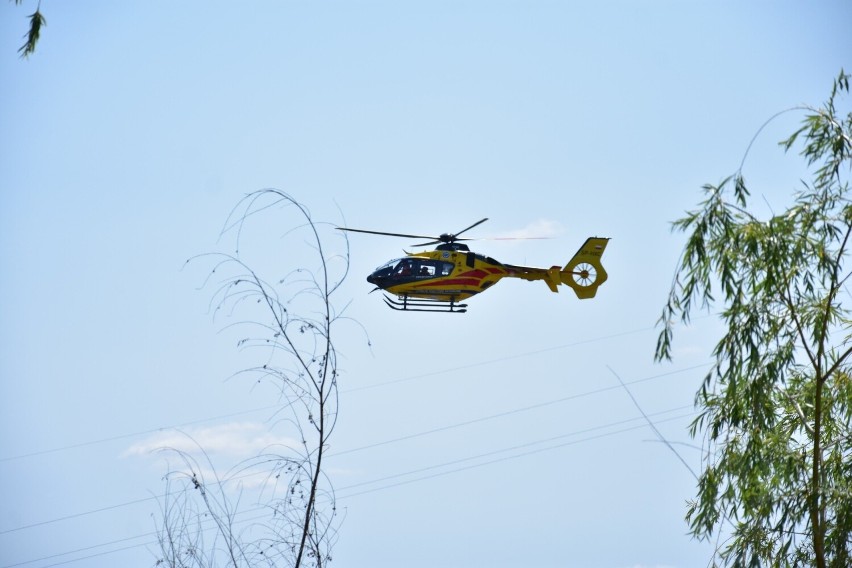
12 0 46 58
656 69 852 567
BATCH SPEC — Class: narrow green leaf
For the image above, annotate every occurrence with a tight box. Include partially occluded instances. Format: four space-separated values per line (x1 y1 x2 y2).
18 8 45 59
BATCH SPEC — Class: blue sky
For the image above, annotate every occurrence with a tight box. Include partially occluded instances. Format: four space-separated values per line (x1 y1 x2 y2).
1 2 850 567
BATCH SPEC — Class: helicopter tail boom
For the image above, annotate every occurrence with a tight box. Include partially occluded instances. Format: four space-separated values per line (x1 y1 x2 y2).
505 237 609 298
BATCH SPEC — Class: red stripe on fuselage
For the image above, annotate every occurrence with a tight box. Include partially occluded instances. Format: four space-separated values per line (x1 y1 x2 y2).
457 269 489 279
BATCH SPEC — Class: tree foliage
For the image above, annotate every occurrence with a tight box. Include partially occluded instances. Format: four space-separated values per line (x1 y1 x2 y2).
656 71 852 567
11 0 46 58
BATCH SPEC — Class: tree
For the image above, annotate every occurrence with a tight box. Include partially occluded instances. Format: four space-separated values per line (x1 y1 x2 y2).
11 0 46 58
155 190 355 568
656 71 852 567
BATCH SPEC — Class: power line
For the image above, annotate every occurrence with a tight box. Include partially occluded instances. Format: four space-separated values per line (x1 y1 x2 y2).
329 362 709 457
0 496 156 536
343 323 660 393
1 362 706 537
1 404 698 568
608 365 698 479
2 530 155 568
334 406 695 498
0 404 280 463
0 323 664 463
1 325 711 566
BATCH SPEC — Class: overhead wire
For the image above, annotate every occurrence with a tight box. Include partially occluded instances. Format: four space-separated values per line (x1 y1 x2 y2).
3 401 699 568
0 322 665 463
328 362 709 458
343 323 662 393
0 361 707 537
0 496 157 536
334 406 695 499
0 404 280 463
2 323 712 567
608 365 699 479
2 530 156 568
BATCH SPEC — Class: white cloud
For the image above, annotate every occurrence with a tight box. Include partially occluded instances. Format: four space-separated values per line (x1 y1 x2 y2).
122 421 299 460
490 219 565 240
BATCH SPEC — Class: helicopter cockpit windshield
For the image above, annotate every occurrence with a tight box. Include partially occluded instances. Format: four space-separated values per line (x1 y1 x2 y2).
367 258 405 283
367 258 454 285
375 259 402 273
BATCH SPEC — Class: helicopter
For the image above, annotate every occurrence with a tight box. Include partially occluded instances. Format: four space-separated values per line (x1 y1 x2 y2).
337 218 609 313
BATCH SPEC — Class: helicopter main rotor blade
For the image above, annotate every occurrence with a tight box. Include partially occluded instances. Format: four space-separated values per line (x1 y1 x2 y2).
411 237 474 247
336 227 439 241
452 218 489 239
338 218 488 247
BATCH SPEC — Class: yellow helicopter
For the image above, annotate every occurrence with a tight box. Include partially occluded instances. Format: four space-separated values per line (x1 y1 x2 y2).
338 219 609 313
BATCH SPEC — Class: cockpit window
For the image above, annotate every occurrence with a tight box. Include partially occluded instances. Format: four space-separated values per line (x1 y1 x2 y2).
395 259 414 275
375 259 403 272
375 258 454 279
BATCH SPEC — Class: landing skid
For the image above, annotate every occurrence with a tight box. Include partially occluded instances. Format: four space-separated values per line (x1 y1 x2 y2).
384 294 468 313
